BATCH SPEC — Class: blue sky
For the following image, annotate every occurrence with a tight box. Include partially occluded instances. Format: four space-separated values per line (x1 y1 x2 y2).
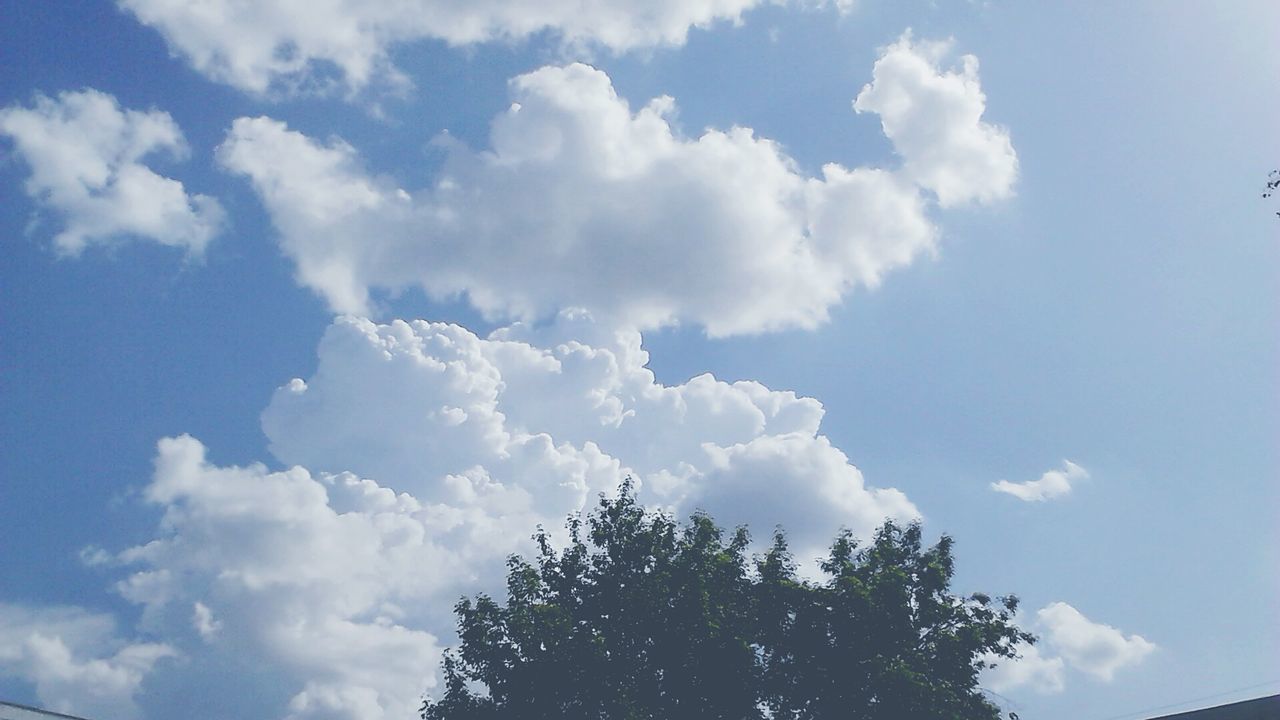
1 1 1276 719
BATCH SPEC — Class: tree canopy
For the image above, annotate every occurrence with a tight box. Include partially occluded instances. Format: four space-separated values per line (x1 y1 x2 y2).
422 482 1032 720
1266 170 1279 218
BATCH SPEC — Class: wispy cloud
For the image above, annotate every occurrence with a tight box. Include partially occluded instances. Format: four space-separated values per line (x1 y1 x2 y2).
0 603 176 719
991 460 1088 502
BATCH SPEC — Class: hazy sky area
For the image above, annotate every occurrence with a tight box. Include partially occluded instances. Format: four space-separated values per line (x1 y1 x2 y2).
1 2 1277 719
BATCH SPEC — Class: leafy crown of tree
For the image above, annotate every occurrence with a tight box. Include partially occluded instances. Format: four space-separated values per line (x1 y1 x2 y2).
422 480 1033 720
1265 170 1279 218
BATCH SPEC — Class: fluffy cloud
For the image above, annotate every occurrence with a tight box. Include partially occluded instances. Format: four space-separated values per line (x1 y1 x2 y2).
0 28 1022 720
221 45 1014 333
87 313 914 718
991 460 1088 502
0 603 176 719
114 435 447 720
854 33 1018 207
262 312 916 555
0 89 223 256
983 641 1065 694
119 0 854 96
983 602 1154 694
1036 602 1156 681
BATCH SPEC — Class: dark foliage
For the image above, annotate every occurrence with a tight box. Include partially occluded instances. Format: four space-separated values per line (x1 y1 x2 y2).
422 481 1032 720
1266 170 1280 218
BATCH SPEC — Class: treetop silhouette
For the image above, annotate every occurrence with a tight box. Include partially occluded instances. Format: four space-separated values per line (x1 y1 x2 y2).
422 480 1032 720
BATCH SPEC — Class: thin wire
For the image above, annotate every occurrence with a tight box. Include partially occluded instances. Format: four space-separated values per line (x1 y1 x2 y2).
980 686 1026 713
1095 679 1280 720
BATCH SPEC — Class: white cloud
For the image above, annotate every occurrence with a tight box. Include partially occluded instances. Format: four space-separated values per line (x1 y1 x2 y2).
118 0 855 96
221 49 1013 333
983 641 1065 694
854 32 1018 207
0 89 223 256
191 602 221 640
262 312 917 556
0 603 176 719
1037 602 1156 681
75 311 914 719
98 309 916 717
114 435 448 720
982 602 1154 694
991 460 1088 502
0 32 1020 720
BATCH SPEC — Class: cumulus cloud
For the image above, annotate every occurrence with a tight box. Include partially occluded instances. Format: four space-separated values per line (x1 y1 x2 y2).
0 29 1021 720
991 460 1088 502
854 32 1018 207
1036 602 1156 682
89 313 915 719
221 48 1013 333
114 435 447 720
262 312 917 555
983 641 1065 694
118 0 857 96
0 89 223 256
983 602 1154 694
0 603 176 719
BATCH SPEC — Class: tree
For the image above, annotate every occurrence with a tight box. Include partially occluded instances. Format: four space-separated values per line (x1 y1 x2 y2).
422 481 1032 720
1266 170 1280 218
